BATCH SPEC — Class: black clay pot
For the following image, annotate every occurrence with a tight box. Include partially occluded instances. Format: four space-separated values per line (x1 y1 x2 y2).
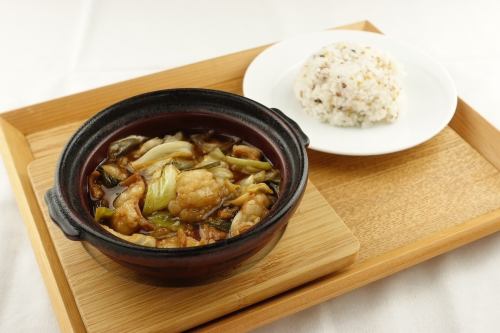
45 88 309 285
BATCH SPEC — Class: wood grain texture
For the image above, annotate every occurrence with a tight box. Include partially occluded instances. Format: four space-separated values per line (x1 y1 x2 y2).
0 119 85 333
308 126 500 262
2 20 500 332
27 154 359 333
450 98 500 170
197 207 500 333
200 128 500 332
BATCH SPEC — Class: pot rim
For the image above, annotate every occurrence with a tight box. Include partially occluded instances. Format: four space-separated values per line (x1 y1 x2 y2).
52 88 309 256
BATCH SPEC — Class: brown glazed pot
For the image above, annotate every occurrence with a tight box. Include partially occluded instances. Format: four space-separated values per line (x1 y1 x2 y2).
45 88 309 285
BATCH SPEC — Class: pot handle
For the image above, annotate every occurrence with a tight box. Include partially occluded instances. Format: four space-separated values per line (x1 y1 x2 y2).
45 188 81 240
270 108 310 147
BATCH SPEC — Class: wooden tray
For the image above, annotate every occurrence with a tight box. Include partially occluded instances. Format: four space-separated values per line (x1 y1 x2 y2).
1 20 500 332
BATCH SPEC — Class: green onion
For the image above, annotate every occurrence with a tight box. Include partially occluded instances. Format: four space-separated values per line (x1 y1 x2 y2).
225 156 272 170
94 207 114 223
185 161 221 171
148 213 181 231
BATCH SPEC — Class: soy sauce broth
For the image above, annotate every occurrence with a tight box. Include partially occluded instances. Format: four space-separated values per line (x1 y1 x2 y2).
88 130 280 248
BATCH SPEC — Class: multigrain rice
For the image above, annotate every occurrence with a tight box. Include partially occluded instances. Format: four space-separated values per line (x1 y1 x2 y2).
294 42 403 127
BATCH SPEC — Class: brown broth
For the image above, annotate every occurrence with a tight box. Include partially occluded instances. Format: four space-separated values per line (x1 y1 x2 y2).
88 130 280 247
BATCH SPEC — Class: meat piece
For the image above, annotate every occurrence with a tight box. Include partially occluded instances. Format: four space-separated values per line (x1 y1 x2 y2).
110 200 146 235
155 221 201 248
101 163 129 181
232 145 262 160
230 193 271 237
199 224 228 244
114 174 146 208
242 193 271 216
217 206 239 220
110 174 152 235
177 228 201 247
89 171 104 199
168 169 226 223
182 224 199 239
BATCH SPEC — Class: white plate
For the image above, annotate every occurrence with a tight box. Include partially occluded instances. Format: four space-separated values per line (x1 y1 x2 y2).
243 30 457 156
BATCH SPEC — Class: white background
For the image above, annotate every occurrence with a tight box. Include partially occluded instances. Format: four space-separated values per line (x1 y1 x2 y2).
1 1 499 332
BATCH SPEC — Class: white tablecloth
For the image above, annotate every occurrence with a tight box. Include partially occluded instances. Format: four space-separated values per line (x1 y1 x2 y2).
1 1 499 332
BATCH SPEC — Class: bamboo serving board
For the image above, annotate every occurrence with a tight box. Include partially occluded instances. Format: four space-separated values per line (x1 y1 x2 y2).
1 20 500 332
27 153 358 332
